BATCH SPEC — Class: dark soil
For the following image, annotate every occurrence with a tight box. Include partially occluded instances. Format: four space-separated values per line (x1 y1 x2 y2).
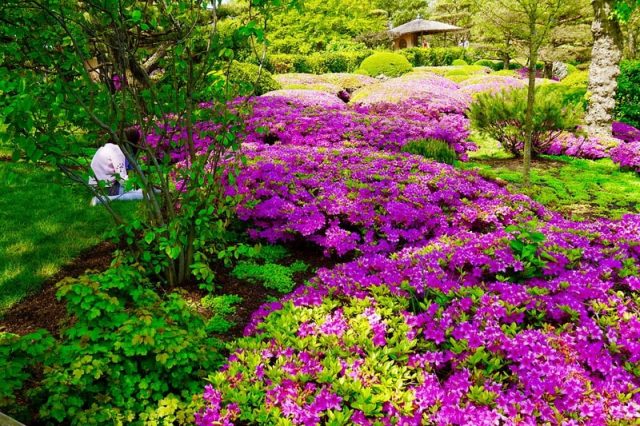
0 238 334 340
0 241 116 337
477 156 567 172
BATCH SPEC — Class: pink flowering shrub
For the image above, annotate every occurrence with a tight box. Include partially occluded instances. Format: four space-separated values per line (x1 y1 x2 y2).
261 89 347 108
611 142 640 172
242 96 475 158
613 121 640 143
227 144 545 256
198 215 640 425
542 132 619 159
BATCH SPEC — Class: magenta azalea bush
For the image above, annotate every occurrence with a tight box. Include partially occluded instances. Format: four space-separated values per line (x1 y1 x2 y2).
611 142 640 172
241 96 475 159
197 215 640 425
542 132 618 160
612 122 640 143
228 144 543 256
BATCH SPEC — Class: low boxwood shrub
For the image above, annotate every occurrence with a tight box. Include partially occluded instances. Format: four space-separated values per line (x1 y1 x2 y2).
474 59 505 71
0 267 225 425
266 51 372 75
226 61 281 96
452 58 468 66
402 138 458 165
469 87 582 156
615 60 640 129
356 52 412 77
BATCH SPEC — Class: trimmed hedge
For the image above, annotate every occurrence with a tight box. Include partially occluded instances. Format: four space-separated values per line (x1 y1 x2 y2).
227 61 281 95
399 47 483 67
355 52 413 77
262 51 372 74
615 60 640 129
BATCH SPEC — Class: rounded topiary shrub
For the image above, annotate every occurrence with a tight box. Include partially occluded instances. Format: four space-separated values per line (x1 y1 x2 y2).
356 52 412 78
227 61 281 95
452 58 468 66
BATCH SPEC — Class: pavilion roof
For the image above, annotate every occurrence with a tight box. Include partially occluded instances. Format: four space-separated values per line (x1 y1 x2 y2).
390 19 463 36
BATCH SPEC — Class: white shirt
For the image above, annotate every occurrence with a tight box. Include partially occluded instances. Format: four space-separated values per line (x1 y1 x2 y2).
89 143 128 185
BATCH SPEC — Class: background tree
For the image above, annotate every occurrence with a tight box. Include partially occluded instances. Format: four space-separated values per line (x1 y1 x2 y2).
0 0 293 287
475 0 572 186
585 0 639 136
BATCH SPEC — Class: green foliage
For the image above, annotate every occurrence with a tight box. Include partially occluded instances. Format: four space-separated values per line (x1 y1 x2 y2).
504 222 553 281
266 51 372 74
0 267 225 425
452 59 469 66
399 47 483 66
232 261 308 293
474 59 506 71
402 139 458 165
461 148 640 220
0 330 55 419
225 61 281 96
201 294 243 333
469 88 582 156
615 60 640 128
356 52 412 77
0 161 136 312
560 70 589 89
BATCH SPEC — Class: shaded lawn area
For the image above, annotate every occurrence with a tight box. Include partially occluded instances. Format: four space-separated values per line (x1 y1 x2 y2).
0 161 137 313
461 134 640 220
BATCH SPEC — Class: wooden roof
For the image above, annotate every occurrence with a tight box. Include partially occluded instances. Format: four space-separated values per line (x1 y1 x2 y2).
390 19 462 36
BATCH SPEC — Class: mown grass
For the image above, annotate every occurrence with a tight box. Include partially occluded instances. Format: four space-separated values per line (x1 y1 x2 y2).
461 133 640 220
0 161 137 313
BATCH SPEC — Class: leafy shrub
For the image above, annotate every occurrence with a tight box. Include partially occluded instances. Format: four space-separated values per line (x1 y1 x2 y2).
356 52 413 77
474 59 505 71
232 261 308 293
452 58 468 66
266 52 372 75
399 47 483 66
538 83 588 110
226 61 281 96
0 267 224 425
469 88 582 156
559 70 588 90
615 60 640 129
401 138 458 165
201 294 243 333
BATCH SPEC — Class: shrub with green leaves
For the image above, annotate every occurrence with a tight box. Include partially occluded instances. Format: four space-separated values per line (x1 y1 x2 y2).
469 88 582 156
474 59 505 71
232 260 308 293
226 61 281 96
452 59 468 66
399 47 483 66
402 138 458 165
615 60 640 129
201 294 243 333
356 52 412 77
0 267 224 425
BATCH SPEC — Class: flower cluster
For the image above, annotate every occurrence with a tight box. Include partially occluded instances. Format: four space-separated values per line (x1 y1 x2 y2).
613 121 640 143
458 75 526 96
542 132 619 159
199 215 640 425
241 95 475 158
611 141 640 172
228 144 544 256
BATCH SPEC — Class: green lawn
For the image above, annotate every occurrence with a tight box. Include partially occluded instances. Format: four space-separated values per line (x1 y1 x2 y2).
0 161 136 313
461 133 640 220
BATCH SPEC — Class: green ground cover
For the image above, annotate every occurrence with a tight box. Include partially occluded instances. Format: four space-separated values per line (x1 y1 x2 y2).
461 133 640 220
0 161 136 313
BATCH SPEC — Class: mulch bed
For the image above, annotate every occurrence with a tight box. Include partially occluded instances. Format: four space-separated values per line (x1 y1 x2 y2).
0 241 116 337
0 239 334 340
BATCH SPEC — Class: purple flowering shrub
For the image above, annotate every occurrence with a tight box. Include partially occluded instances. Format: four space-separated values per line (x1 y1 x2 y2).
611 142 640 172
242 96 475 158
613 121 640 143
261 89 347 108
198 216 640 425
227 144 545 257
542 132 619 160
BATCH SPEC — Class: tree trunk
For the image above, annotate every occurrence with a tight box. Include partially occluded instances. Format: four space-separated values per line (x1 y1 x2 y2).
585 0 624 136
523 20 538 188
543 61 554 79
